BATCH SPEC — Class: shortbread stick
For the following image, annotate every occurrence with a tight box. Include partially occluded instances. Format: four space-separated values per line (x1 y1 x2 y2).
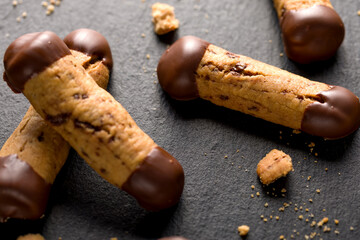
0 29 112 222
3 31 184 211
157 36 360 139
273 0 345 64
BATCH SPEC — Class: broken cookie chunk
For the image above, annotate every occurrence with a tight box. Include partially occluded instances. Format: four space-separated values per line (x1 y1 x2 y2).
257 149 293 185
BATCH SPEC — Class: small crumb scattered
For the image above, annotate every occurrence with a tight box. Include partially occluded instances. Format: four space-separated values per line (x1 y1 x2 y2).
357 10 360 16
146 54 150 59
110 238 118 240
317 217 328 227
152 3 179 35
334 219 339 225
41 1 48 7
264 203 269 208
251 185 255 190
316 189 320 194
263 218 268 222
16 17 21 22
279 235 285 240
325 168 328 172
323 226 331 232
292 129 301 134
309 199 313 203
298 215 303 220
141 33 146 38
238 225 250 237
310 221 317 227
281 188 287 193
257 149 293 185
260 215 264 219
224 155 228 159
12 0 18 7
280 53 284 57
350 226 354 231
334 230 340 235
250 194 254 198
256 192 260 197
22 11 27 18
307 176 311 181
276 216 280 220
46 5 55 15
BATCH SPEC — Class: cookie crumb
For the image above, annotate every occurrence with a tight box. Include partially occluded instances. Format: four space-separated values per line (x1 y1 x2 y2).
12 0 18 7
256 192 260 197
292 129 301 134
152 3 179 35
316 189 320 194
276 216 280 220
237 225 250 237
323 226 331 232
46 4 55 15
16 16 21 22
264 203 269 208
41 1 48 7
334 219 339 225
298 215 303 220
251 185 255 190
350 226 354 231
141 33 146 38
110 238 118 240
22 11 27 18
357 10 360 16
257 149 293 185
17 234 45 240
146 54 150 59
280 53 284 57
279 235 285 240
317 217 328 227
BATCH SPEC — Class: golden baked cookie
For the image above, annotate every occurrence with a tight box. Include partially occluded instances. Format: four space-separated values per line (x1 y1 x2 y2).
0 29 112 222
3 31 184 212
157 36 360 139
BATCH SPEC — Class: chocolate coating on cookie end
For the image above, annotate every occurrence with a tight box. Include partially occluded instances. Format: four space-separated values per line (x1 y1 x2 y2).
3 31 71 93
0 155 51 222
301 86 360 139
122 147 184 211
63 28 113 71
157 36 209 100
280 5 345 64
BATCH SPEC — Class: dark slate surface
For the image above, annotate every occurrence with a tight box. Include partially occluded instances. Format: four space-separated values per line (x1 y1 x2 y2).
0 0 359 239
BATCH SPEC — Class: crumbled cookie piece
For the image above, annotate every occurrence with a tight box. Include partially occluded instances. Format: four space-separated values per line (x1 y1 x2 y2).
238 225 250 237
17 234 45 240
317 217 329 227
152 3 179 35
256 149 293 185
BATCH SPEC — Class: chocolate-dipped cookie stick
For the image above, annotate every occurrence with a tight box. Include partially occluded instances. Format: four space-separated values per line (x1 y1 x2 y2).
0 29 112 222
157 36 360 139
273 0 345 64
3 31 184 212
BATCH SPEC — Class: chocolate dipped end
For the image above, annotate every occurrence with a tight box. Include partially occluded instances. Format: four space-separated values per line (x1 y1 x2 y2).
0 155 51 222
122 147 184 211
157 36 209 100
3 31 71 93
63 28 113 71
280 5 345 64
301 86 360 139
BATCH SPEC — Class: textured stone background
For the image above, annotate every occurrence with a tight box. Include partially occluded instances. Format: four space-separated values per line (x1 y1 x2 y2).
0 0 359 239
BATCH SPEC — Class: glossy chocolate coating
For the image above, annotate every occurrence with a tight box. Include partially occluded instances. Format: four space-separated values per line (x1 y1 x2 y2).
301 86 360 139
280 5 345 64
157 36 209 100
0 155 51 222
122 147 184 211
63 28 113 71
158 237 189 240
3 31 71 93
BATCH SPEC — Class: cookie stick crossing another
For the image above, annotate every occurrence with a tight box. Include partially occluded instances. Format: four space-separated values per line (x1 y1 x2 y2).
3 31 184 212
157 36 360 139
0 29 112 222
273 0 345 64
